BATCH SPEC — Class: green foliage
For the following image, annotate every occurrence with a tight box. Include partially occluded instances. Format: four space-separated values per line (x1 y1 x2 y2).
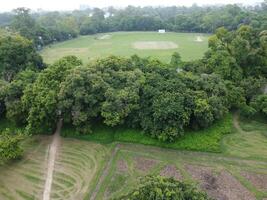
251 94 267 117
0 79 7 117
62 114 232 152
115 176 211 200
170 52 182 67
205 26 267 80
0 31 43 82
4 70 37 125
0 128 24 165
22 56 82 134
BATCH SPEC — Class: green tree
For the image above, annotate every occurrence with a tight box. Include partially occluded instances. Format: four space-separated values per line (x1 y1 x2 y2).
59 66 106 133
22 56 82 134
4 70 37 125
115 176 211 200
0 129 24 165
170 52 182 67
0 31 43 82
251 94 267 117
11 8 36 39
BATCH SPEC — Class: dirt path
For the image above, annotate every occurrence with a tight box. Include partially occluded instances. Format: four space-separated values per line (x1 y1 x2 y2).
43 119 62 200
89 145 119 200
233 113 245 134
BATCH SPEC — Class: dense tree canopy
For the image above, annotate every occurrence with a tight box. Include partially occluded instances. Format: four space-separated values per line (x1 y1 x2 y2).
115 176 211 200
0 30 43 82
22 56 82 134
17 54 230 141
0 19 265 142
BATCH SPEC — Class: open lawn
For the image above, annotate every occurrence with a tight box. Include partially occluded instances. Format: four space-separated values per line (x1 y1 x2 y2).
41 32 209 64
0 114 266 200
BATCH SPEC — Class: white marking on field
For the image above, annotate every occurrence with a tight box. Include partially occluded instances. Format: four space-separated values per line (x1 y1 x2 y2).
195 36 203 42
133 41 178 50
98 34 111 40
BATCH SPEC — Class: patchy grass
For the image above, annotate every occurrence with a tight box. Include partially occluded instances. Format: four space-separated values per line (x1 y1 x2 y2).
62 114 233 153
239 115 267 135
93 143 267 200
0 135 50 200
0 114 267 200
50 139 109 200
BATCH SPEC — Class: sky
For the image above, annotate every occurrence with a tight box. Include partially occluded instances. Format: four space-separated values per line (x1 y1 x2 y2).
0 0 263 12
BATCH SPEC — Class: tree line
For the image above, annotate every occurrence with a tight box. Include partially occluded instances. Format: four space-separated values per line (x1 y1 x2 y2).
0 23 266 163
1 25 267 143
0 2 267 47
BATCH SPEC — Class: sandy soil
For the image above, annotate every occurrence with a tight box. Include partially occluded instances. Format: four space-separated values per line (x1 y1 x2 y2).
133 41 178 49
134 157 158 172
160 165 182 180
43 119 62 200
186 165 256 200
241 172 267 191
117 159 128 173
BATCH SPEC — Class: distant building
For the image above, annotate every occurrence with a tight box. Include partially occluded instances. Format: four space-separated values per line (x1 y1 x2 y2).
79 4 90 10
158 29 166 33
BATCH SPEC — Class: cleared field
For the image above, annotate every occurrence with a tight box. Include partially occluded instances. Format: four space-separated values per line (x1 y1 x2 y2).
132 41 178 49
0 136 50 200
0 114 266 200
41 32 209 64
89 114 267 200
50 139 109 200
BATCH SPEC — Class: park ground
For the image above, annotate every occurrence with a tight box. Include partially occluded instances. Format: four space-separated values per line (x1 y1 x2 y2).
41 32 209 64
0 113 266 200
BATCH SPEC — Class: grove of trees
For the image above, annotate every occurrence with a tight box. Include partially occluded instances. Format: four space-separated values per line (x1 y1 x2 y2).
1 24 266 143
0 2 267 47
0 3 266 163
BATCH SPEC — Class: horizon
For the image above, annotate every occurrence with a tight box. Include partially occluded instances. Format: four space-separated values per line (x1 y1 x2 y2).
0 0 264 12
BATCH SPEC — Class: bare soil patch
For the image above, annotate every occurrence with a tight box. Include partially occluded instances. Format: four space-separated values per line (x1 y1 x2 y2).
160 165 182 180
134 157 158 172
241 172 267 191
133 41 178 50
186 165 256 200
117 159 128 173
195 36 203 42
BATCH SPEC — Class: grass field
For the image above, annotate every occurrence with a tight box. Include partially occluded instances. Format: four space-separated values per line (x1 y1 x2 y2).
41 32 209 64
0 114 266 200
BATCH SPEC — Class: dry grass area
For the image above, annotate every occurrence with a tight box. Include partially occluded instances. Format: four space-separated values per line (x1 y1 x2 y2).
0 136 50 200
241 172 267 191
160 165 182 180
186 165 256 200
50 139 108 200
134 156 159 173
132 41 178 49
93 140 267 200
0 114 266 200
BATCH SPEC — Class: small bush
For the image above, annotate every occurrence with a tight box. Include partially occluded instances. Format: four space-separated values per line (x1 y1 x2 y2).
114 175 212 200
